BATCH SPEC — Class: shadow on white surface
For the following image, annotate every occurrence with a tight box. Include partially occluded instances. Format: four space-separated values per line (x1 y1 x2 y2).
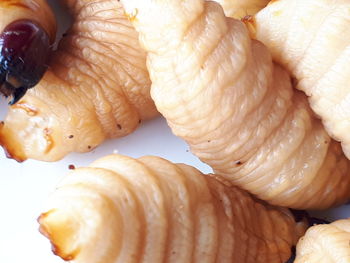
0 112 212 263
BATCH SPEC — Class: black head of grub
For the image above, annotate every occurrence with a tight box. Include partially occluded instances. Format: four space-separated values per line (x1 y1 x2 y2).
0 19 51 105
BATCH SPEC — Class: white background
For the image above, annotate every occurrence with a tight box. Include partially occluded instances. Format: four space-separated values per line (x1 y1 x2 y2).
0 1 349 262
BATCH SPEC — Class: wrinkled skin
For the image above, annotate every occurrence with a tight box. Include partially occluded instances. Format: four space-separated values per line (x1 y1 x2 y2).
0 0 158 162
295 219 350 263
39 154 306 263
213 0 270 19
120 0 350 209
250 0 350 159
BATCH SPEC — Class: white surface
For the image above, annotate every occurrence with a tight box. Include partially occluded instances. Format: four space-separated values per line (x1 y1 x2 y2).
0 110 212 263
0 1 349 263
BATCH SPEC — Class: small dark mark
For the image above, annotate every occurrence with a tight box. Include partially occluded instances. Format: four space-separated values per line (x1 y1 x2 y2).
68 164 75 170
290 209 330 225
324 140 328 144
290 209 308 223
207 140 211 143
138 119 141 124
87 145 92 149
172 251 176 255
62 33 67 37
68 135 74 139
291 77 298 88
186 150 189 152
0 121 4 125
236 161 242 165
117 124 122 130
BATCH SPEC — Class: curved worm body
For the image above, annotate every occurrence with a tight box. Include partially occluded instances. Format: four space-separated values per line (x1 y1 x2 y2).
0 0 158 162
251 0 350 158
120 0 350 209
295 219 350 263
39 154 306 263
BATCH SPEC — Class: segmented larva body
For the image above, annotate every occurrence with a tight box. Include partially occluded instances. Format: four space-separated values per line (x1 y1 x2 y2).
120 0 350 209
250 0 350 158
39 154 305 263
0 0 158 162
214 0 270 19
295 219 350 263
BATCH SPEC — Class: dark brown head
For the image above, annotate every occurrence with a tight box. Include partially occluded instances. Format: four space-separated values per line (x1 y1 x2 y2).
0 19 51 105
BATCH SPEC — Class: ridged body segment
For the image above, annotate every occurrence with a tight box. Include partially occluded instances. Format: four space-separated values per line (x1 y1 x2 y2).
0 0 158 162
252 0 350 158
120 0 350 209
295 219 350 263
39 154 305 263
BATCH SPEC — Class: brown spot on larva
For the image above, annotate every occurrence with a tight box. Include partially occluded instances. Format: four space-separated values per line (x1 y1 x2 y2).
0 121 3 125
242 15 257 39
43 128 54 153
68 164 75 170
68 135 74 139
207 140 211 143
138 119 142 124
12 102 38 116
324 140 328 144
87 145 92 149
236 161 242 165
117 124 122 130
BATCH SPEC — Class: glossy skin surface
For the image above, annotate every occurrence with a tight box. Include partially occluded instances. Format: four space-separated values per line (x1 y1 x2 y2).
39 154 306 263
252 0 350 158
0 0 158 162
121 0 350 209
0 0 55 104
295 219 350 263
0 20 51 104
